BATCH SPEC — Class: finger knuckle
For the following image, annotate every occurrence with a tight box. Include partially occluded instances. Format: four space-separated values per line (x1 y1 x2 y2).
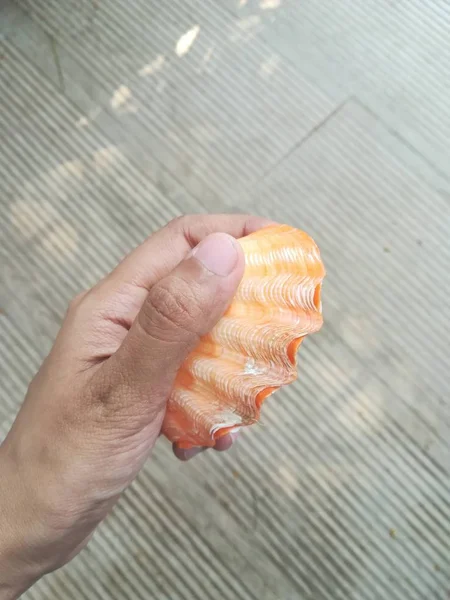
142 278 202 339
67 290 88 314
166 215 190 232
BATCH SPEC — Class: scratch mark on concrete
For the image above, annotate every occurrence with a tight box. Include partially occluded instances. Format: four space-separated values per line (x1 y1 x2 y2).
49 34 64 92
251 489 260 533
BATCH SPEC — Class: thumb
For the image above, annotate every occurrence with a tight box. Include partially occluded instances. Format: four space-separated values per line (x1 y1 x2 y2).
105 232 245 415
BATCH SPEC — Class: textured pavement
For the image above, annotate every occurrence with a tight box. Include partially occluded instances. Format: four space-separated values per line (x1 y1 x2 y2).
1 1 449 598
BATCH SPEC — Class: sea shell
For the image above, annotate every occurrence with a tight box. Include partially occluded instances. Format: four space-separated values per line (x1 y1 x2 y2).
162 224 326 448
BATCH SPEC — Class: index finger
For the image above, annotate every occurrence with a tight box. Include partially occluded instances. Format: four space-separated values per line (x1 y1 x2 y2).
102 214 275 292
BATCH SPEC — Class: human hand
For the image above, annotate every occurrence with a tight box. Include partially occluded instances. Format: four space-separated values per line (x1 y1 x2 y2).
0 214 272 599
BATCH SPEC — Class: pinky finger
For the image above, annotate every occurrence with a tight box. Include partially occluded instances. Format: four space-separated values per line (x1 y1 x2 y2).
173 431 240 461
172 444 206 461
213 431 240 452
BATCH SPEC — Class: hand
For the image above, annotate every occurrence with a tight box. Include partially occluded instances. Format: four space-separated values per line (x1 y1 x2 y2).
0 214 272 599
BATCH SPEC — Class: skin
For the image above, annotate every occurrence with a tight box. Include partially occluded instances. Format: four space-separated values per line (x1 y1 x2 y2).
0 214 273 599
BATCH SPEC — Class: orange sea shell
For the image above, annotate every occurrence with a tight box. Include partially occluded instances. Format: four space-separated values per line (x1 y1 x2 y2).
162 224 326 449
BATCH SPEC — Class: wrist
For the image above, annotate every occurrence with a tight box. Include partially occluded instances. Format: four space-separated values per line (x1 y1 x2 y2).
0 445 46 599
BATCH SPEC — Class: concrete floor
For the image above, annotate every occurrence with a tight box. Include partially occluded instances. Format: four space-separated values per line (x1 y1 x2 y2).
1 0 450 598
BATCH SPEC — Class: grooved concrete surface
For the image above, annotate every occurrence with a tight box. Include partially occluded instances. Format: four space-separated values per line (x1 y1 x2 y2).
1 0 450 598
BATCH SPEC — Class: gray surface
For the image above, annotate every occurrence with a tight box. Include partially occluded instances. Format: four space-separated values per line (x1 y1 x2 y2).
1 0 449 598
